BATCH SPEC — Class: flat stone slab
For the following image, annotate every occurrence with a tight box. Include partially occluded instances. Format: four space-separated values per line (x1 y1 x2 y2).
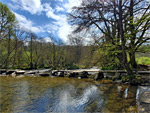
15 70 25 74
55 69 150 74
6 70 15 75
38 69 51 73
25 70 38 74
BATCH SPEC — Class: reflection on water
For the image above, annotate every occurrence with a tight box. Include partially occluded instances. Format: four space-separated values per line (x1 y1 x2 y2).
0 76 146 112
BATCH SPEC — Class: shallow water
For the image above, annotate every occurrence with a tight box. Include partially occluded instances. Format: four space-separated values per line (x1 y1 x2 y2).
0 76 144 112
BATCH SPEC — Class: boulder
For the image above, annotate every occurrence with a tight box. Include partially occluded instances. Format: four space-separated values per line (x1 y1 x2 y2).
51 71 65 77
103 72 115 78
69 72 78 78
114 80 122 84
94 72 104 81
57 71 64 77
140 92 150 104
78 71 88 78
64 72 70 77
103 73 113 79
6 70 15 75
11 72 16 77
112 72 121 81
51 71 58 76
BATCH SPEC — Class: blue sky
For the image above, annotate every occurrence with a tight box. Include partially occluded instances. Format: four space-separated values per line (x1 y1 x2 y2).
1 0 82 43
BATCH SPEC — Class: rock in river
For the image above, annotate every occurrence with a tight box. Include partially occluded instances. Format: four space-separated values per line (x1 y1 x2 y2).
57 71 64 77
140 92 150 104
94 72 104 81
78 71 88 78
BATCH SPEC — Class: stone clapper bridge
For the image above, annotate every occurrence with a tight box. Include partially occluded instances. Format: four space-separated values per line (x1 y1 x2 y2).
0 69 150 80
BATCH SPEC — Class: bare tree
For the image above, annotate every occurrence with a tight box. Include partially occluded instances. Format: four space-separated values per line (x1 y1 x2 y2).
69 0 150 75
68 34 84 64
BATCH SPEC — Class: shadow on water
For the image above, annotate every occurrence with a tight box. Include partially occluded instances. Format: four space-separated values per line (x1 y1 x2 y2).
0 76 148 113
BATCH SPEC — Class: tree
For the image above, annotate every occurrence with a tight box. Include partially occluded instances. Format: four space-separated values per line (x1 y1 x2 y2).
68 34 84 64
0 2 17 42
12 28 27 68
0 2 17 68
69 0 150 75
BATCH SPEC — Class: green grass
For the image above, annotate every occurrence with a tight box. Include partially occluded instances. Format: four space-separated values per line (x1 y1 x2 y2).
136 57 150 65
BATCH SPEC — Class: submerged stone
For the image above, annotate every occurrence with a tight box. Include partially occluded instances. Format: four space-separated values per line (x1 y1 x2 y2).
94 72 104 81
140 92 150 104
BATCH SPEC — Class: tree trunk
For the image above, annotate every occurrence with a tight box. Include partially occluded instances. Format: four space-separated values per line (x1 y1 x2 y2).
30 34 33 70
129 0 137 70
13 36 18 67
118 0 133 75
5 28 11 69
117 52 124 69
129 52 137 69
52 42 56 69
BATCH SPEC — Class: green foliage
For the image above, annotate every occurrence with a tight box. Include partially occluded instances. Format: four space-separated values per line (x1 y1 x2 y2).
71 64 79 69
137 45 150 53
136 57 150 65
90 43 123 70
65 64 79 70
10 66 19 69
0 2 17 30
102 66 117 70
121 74 136 82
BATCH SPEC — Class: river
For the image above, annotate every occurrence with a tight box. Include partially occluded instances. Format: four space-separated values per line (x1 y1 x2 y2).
0 76 149 112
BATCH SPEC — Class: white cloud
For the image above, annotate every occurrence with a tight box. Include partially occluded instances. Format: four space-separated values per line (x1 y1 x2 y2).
46 11 61 20
51 0 82 42
42 0 82 43
14 12 45 33
54 16 72 42
43 37 52 43
8 3 20 10
10 0 82 43
45 24 59 32
64 0 82 12
55 6 65 12
42 3 61 20
42 3 52 12
11 0 43 14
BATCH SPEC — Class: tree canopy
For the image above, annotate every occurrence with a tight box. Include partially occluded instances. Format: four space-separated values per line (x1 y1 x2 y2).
0 2 17 41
